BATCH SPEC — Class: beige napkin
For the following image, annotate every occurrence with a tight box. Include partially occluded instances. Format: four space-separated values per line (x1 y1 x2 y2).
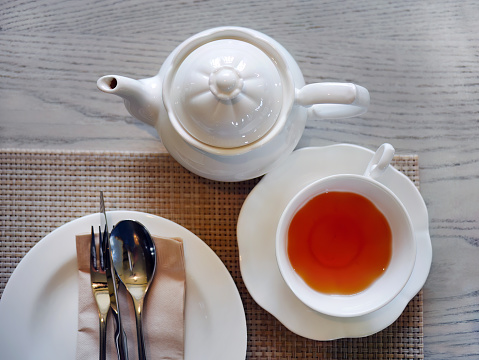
76 233 185 360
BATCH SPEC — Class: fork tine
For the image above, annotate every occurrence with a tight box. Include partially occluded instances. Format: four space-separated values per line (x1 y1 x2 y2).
90 226 98 271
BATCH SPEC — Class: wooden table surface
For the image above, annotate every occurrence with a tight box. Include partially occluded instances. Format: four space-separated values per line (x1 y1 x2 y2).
1 0 478 358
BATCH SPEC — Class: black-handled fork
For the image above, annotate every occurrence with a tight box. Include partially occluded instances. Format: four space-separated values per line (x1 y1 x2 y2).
90 226 110 360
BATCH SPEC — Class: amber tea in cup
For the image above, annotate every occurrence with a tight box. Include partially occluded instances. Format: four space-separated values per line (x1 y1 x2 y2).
287 190 392 295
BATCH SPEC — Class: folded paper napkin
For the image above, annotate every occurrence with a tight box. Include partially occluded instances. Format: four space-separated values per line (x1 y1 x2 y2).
75 233 185 360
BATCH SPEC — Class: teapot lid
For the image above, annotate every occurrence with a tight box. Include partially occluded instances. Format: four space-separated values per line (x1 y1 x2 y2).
164 38 284 148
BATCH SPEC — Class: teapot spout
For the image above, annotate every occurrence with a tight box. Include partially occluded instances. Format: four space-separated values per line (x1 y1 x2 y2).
97 75 159 126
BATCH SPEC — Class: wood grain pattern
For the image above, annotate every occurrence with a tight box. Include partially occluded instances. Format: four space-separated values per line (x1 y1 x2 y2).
1 0 479 358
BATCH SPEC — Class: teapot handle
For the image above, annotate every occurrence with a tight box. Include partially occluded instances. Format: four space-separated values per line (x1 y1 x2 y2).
295 83 370 119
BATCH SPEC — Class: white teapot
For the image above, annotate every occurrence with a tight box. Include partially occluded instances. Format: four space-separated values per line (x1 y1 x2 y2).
97 27 369 181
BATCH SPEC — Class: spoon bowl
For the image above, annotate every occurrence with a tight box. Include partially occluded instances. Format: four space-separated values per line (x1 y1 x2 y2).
110 220 156 360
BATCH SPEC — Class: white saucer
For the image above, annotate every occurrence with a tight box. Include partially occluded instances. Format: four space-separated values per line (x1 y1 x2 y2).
0 211 247 360
237 144 432 340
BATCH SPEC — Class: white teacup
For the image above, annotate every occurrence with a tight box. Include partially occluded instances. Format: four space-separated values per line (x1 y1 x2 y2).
276 144 416 317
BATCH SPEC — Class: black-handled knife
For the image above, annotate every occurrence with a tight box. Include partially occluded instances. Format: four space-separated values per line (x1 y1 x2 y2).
101 191 129 360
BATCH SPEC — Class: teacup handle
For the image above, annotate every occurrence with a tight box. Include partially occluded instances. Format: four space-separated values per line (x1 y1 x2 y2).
296 83 370 119
363 143 395 180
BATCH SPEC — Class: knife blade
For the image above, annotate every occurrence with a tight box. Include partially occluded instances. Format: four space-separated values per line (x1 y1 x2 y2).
100 191 108 240
101 191 129 360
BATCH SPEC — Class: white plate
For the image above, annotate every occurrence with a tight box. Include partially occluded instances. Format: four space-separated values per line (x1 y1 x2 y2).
237 144 432 340
0 211 247 360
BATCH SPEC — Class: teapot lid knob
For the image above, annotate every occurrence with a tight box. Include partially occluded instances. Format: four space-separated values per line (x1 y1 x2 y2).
209 66 244 101
164 38 284 149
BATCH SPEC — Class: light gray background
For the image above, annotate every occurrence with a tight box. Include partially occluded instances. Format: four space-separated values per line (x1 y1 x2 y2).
1 1 478 358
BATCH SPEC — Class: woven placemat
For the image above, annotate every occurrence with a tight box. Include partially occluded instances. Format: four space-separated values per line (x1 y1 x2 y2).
0 149 423 359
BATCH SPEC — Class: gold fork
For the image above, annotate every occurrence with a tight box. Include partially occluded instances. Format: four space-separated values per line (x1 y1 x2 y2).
90 226 110 360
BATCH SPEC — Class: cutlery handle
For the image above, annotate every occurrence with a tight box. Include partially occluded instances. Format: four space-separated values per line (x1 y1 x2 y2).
134 298 146 360
112 312 129 360
115 326 129 360
99 315 107 360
